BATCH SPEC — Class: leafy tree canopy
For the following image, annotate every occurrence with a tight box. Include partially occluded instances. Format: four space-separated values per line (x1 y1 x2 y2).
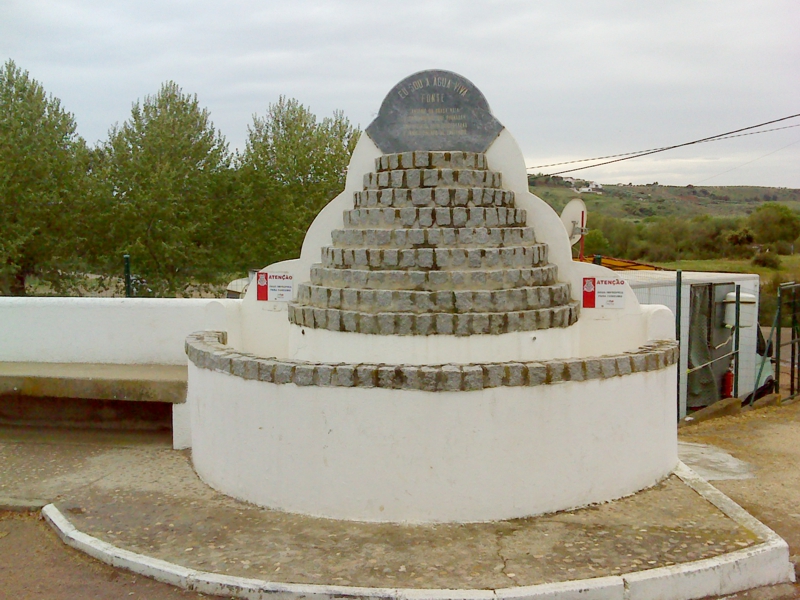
237 96 359 267
0 60 89 295
96 81 232 295
746 202 800 245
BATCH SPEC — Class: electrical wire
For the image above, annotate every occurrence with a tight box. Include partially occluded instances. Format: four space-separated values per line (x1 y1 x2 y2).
528 112 800 176
527 123 800 171
695 138 800 184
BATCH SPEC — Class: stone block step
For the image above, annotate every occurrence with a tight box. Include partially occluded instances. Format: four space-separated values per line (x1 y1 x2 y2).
331 227 537 249
296 283 573 314
320 245 548 270
353 187 515 209
309 264 559 291
363 169 501 190
375 151 487 172
343 207 526 229
288 302 580 336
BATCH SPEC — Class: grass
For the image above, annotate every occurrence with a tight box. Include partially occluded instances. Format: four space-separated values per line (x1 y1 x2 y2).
652 255 800 281
650 256 800 326
530 181 800 221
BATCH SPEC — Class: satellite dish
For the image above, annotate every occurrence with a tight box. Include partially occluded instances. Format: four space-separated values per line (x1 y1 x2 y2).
560 199 588 246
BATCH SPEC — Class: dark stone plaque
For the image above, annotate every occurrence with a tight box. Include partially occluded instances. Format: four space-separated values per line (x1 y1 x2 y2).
366 70 504 154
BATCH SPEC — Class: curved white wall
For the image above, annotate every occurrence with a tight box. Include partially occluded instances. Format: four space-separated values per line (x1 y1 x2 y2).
189 364 677 523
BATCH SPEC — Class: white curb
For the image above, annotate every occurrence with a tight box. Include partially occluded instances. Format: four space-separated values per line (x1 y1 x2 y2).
41 468 796 600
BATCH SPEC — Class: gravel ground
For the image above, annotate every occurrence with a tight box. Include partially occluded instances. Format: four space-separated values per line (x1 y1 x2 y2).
1 397 799 598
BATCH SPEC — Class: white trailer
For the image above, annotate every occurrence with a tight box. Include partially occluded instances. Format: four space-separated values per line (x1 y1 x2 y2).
620 270 761 419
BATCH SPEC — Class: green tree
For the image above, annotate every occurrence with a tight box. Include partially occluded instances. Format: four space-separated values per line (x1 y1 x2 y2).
747 202 800 245
237 96 359 267
97 81 232 294
0 60 89 295
582 229 611 256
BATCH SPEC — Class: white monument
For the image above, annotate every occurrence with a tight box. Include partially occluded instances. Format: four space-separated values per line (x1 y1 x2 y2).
185 70 678 523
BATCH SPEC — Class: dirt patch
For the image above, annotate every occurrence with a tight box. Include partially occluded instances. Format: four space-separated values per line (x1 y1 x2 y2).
0 510 226 599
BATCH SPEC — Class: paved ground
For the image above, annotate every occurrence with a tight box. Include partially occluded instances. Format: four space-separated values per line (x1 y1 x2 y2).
1 398 799 598
680 399 800 599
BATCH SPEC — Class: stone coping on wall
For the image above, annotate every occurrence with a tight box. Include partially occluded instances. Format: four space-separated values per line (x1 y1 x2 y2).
185 331 678 392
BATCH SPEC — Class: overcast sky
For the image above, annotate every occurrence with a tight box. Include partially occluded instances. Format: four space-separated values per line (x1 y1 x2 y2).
3 0 799 187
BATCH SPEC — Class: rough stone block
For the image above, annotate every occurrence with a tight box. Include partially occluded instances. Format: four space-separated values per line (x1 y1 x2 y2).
342 311 358 332
630 354 647 373
334 365 355 387
462 366 484 391
377 366 397 388
441 169 455 186
546 361 566 384
415 313 434 335
360 313 377 335
507 363 526 386
212 353 233 373
440 365 462 391
484 363 505 388
400 366 420 389
507 312 523 332
256 359 276 383
414 151 430 168
356 365 377 387
241 357 260 380
327 309 341 331
420 367 438 391
273 362 295 385
422 169 438 187
565 359 585 382
315 365 334 386
584 359 603 380
471 313 490 334
293 364 315 386
399 152 414 169
312 308 328 329
525 363 546 386
411 187 430 206
395 314 413 335
455 314 471 336
615 355 632 376
489 313 506 335
436 313 455 335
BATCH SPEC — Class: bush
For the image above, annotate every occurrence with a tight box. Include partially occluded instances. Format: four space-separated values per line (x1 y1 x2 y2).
752 251 781 269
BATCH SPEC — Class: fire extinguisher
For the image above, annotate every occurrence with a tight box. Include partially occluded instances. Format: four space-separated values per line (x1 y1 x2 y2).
722 366 734 399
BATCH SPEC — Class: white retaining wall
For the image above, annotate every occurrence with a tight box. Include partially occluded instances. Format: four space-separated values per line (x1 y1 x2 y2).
0 297 242 365
189 362 678 523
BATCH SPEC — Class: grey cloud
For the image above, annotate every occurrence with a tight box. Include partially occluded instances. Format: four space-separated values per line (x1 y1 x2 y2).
1 0 798 185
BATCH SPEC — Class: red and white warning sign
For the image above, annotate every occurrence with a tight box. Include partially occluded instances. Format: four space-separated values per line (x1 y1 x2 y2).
582 277 625 309
256 271 294 302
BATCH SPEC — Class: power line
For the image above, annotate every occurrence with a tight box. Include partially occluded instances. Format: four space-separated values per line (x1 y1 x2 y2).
528 112 800 176
526 123 800 170
695 138 800 184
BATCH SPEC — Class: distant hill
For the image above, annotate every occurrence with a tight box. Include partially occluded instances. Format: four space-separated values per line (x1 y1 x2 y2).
528 175 800 220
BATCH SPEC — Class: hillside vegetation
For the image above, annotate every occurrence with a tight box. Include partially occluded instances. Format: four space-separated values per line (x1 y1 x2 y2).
529 175 800 220
529 175 800 324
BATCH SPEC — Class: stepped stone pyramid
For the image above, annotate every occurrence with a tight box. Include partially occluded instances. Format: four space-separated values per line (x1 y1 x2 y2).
288 150 579 336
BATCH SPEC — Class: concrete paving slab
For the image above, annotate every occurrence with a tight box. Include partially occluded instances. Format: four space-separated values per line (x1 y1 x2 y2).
678 442 756 481
0 425 771 592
